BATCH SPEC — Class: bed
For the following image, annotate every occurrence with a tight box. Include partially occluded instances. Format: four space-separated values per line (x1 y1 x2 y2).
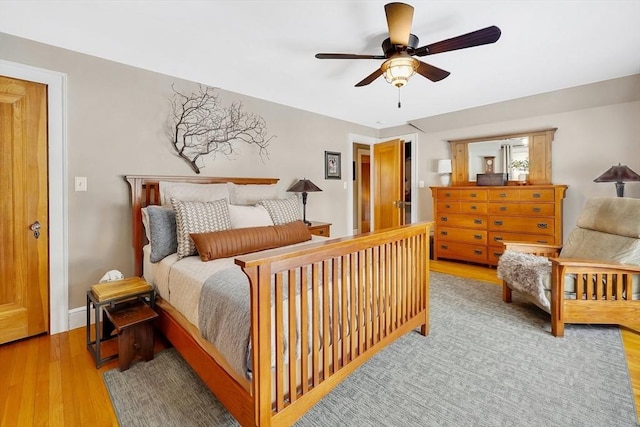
125 175 432 426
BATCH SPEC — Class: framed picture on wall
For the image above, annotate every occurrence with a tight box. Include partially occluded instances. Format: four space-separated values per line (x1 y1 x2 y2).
325 151 341 179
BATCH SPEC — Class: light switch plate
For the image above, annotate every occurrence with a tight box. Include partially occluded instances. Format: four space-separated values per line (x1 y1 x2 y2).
75 176 87 192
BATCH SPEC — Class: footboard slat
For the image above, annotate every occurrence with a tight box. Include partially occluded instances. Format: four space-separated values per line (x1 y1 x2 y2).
236 222 432 426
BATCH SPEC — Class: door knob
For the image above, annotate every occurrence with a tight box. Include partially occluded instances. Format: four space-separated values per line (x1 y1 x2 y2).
30 221 41 239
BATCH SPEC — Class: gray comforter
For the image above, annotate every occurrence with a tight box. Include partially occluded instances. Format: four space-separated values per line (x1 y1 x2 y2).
198 265 334 380
198 266 252 379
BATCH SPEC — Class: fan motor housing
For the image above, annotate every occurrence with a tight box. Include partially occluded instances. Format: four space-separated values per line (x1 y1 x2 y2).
382 34 419 57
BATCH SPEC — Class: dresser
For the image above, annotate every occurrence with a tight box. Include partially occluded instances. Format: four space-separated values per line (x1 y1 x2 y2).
430 185 567 265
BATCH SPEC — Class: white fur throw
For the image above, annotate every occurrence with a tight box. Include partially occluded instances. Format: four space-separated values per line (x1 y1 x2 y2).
497 250 552 311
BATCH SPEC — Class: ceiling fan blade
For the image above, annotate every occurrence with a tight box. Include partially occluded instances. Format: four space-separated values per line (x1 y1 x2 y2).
416 61 450 82
385 2 414 46
355 68 384 87
414 25 501 57
315 53 386 60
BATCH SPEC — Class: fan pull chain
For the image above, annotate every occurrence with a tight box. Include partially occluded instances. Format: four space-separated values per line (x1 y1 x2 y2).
398 87 402 108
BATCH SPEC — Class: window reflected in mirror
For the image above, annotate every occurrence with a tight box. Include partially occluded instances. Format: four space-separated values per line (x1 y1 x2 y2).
467 137 529 181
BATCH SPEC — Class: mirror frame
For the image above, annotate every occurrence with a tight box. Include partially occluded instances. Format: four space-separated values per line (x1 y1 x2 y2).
449 128 557 186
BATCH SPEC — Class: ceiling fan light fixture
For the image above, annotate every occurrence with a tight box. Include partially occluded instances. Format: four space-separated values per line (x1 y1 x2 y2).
381 55 419 88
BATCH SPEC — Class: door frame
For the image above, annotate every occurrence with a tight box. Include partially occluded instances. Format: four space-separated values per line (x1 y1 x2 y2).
348 132 417 234
0 60 69 334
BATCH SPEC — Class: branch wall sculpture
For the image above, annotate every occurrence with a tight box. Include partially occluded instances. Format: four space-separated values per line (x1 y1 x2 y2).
169 85 274 173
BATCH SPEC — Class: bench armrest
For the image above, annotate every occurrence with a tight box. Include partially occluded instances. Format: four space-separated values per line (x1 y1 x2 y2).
549 257 640 273
502 241 562 257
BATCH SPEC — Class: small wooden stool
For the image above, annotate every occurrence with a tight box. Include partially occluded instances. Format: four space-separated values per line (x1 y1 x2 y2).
104 302 158 371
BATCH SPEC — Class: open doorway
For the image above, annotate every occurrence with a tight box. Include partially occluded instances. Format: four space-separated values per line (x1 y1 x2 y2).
353 139 413 234
353 143 371 234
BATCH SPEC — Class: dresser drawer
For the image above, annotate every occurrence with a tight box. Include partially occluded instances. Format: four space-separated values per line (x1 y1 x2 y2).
459 189 487 200
437 213 486 229
488 189 519 201
437 227 487 245
437 189 460 200
435 241 488 263
489 216 555 235
437 201 461 213
488 231 555 247
519 189 554 202
488 203 555 216
460 202 487 214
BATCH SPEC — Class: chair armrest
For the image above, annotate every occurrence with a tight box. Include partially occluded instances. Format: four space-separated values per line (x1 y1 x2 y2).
502 241 562 257
549 258 640 273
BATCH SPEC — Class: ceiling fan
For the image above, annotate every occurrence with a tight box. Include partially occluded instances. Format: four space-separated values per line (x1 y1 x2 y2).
315 2 501 90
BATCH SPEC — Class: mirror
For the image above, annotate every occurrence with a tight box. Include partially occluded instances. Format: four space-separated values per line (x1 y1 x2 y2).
449 128 556 186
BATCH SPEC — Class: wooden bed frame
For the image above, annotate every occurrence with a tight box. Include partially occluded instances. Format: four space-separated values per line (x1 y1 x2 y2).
125 175 432 426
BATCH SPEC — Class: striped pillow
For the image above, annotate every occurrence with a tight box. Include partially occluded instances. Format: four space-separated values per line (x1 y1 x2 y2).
258 198 301 225
171 198 231 259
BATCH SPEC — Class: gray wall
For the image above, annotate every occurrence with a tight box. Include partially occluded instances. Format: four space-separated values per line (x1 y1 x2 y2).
0 33 376 309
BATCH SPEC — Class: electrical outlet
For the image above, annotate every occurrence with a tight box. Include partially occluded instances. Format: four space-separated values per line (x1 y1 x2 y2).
419 180 425 188
75 176 87 192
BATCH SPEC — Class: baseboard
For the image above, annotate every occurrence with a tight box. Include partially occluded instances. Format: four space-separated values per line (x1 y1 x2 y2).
68 305 97 330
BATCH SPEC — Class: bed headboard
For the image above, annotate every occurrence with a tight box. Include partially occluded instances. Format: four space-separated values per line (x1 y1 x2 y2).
124 175 279 277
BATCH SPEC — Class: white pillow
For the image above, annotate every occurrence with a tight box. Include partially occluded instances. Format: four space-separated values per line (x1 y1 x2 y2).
258 198 302 225
228 182 278 206
170 198 231 259
159 181 229 207
228 204 275 229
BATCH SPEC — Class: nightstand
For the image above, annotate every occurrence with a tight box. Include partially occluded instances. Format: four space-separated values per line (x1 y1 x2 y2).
86 277 155 368
307 221 331 237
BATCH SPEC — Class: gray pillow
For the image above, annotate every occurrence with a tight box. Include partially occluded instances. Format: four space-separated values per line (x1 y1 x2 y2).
146 206 177 262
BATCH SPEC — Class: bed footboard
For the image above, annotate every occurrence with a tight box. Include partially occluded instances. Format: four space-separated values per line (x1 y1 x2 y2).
236 222 432 426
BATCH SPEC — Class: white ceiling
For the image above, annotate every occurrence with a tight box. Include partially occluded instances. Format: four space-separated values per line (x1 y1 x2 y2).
1 1 639 129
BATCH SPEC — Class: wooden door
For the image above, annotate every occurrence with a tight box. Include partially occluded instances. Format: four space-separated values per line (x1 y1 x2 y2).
373 138 404 231
0 76 49 344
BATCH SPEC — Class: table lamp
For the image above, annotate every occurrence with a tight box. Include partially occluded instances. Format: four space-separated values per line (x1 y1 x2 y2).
593 163 640 197
286 178 322 225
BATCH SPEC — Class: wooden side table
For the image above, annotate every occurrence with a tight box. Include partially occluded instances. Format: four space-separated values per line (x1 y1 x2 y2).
307 221 331 237
86 277 155 368
105 302 158 371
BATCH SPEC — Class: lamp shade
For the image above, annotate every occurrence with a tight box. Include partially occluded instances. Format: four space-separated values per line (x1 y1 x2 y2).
593 163 640 183
286 179 322 193
437 159 452 174
593 163 640 197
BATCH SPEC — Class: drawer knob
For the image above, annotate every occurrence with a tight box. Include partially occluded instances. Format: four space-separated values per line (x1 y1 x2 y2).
494 252 502 258
474 219 483 224
471 205 477 210
499 206 507 211
444 193 452 198
537 240 548 243
533 193 541 198
499 193 507 198
473 249 483 255
440 244 448 250
494 236 503 241
440 217 448 222
494 220 503 226
440 230 448 236
532 207 541 213
471 193 477 198
445 204 451 209
537 223 548 229
474 234 482 240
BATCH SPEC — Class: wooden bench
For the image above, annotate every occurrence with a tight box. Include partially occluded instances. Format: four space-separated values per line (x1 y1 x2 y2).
105 302 158 371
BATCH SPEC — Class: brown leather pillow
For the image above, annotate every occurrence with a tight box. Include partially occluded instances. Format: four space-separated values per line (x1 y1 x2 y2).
190 220 312 261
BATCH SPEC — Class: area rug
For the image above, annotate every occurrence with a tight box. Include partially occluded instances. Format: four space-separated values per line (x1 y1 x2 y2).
103 272 638 426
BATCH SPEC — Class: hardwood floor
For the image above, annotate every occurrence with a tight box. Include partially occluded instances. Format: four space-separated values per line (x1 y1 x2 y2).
0 261 638 425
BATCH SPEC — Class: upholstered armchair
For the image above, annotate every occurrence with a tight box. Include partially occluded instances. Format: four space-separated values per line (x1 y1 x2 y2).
497 197 640 337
